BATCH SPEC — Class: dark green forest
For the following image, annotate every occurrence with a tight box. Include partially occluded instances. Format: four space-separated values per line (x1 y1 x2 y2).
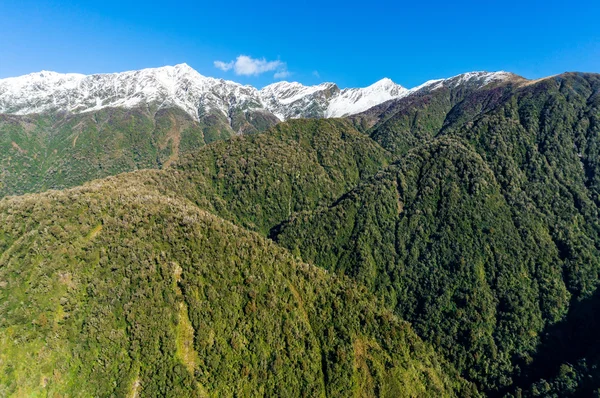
1 72 600 396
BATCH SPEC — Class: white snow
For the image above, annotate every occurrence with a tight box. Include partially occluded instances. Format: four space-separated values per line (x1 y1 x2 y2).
260 81 327 105
407 79 445 94
326 78 408 117
0 65 515 122
414 71 513 93
0 64 263 120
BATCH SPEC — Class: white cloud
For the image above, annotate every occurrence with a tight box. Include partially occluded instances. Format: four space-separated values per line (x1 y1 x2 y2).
234 55 283 76
274 70 291 79
312 71 320 78
214 60 234 71
214 55 289 78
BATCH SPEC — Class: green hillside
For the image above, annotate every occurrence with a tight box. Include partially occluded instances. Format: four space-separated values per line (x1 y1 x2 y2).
0 105 280 198
161 118 391 234
0 172 473 397
274 138 568 390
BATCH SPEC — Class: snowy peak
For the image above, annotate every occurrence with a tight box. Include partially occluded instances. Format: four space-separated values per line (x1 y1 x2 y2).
0 65 517 123
446 71 516 87
259 81 338 105
367 77 401 91
327 78 408 117
258 81 340 120
0 65 408 122
256 79 409 120
408 71 517 94
0 64 263 120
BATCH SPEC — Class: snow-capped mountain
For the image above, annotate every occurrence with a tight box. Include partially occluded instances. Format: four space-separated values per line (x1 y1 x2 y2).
0 64 264 121
0 64 515 123
405 71 517 94
0 64 406 121
326 78 409 117
258 81 340 120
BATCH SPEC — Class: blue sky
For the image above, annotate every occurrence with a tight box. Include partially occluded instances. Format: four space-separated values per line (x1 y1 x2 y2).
0 0 599 88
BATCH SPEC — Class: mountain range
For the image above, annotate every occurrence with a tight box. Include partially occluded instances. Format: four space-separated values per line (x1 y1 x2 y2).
2 65 600 397
0 63 514 124
0 64 516 197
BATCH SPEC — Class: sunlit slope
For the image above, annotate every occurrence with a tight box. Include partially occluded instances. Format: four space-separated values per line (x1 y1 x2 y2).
0 173 473 397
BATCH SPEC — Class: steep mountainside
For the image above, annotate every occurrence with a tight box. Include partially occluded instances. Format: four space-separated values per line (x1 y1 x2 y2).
349 71 523 154
0 106 213 197
274 138 568 390
0 161 475 397
272 72 600 395
163 118 392 234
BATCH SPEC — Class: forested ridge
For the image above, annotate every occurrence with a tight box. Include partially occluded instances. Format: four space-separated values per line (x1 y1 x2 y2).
0 164 473 397
1 72 600 396
275 73 600 395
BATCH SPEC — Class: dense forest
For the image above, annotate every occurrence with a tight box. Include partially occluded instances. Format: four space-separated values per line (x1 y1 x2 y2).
1 72 600 396
0 169 473 397
274 73 600 396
